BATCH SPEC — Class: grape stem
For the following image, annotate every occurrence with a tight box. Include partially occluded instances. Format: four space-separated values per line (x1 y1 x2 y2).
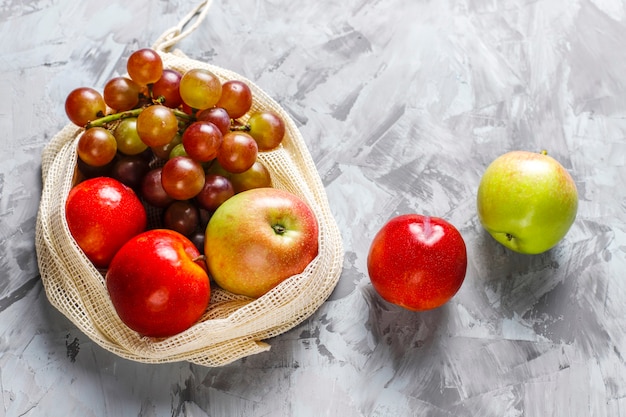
85 108 142 129
83 103 253 132
85 106 194 129
230 124 251 132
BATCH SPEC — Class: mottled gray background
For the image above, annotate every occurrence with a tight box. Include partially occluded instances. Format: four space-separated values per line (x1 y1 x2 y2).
2 0 626 416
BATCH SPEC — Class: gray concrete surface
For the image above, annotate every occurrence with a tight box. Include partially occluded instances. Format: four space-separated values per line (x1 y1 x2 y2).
1 0 625 415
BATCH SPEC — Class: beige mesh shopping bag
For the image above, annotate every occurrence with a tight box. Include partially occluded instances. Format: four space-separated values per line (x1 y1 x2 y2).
35 0 344 366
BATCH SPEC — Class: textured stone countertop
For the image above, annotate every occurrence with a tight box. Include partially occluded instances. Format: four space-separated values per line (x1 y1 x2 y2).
2 0 626 416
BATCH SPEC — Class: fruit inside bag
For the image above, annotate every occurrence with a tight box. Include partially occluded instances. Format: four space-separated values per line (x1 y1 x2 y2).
35 0 344 366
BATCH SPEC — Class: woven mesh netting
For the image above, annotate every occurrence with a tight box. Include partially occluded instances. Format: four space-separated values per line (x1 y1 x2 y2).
35 49 344 366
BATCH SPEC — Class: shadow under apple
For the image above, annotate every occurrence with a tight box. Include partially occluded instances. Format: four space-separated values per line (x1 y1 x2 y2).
472 227 569 319
360 285 464 406
361 285 446 364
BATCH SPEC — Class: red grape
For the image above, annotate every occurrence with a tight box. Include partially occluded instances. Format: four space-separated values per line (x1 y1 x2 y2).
152 69 183 108
63 55 289 247
198 207 212 229
179 68 222 110
182 121 223 162
247 111 286 151
77 156 115 179
137 147 155 162
215 80 252 119
76 127 117 167
103 77 141 111
161 156 205 200
141 167 175 208
127 48 163 85
196 107 231 135
65 87 106 127
111 154 151 190
163 200 200 236
195 174 235 211
217 131 258 173
181 101 195 116
136 105 179 147
188 229 206 255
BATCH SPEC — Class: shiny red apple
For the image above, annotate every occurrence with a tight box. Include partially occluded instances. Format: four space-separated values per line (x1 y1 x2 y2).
105 229 211 338
65 176 147 268
367 214 467 311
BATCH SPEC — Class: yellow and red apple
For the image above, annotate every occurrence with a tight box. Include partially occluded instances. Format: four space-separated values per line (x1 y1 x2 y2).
204 187 319 298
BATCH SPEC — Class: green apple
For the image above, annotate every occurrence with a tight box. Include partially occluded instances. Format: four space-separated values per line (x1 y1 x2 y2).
204 187 319 298
476 150 578 254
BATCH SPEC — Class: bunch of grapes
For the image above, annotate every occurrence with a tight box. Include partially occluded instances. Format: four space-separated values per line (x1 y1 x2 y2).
65 48 287 252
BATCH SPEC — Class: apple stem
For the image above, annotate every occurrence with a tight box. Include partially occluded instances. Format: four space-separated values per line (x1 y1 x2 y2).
193 255 207 263
540 149 548 155
272 224 286 235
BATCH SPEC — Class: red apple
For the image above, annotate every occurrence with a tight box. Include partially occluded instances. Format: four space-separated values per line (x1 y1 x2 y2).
105 229 211 338
65 176 147 268
367 214 467 311
204 187 319 298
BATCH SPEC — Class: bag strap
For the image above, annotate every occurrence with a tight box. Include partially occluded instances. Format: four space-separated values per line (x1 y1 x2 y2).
152 0 213 52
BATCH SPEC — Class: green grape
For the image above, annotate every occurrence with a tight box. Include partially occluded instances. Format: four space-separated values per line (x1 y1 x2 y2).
179 68 222 110
229 160 272 193
151 132 182 160
113 117 148 155
169 143 188 159
205 159 272 193
77 127 117 167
